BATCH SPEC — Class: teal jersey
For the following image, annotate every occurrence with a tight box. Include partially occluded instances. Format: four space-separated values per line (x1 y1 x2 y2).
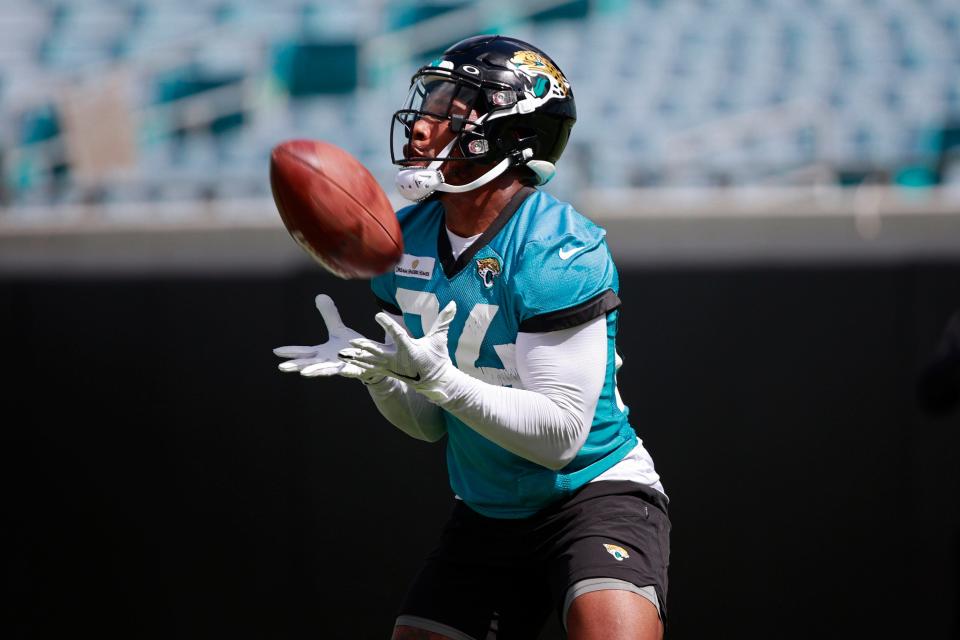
371 188 637 518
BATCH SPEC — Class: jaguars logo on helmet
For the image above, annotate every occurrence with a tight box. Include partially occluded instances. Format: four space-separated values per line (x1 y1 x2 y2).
509 50 570 99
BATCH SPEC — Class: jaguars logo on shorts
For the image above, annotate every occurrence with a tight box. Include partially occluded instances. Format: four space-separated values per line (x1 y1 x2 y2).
476 257 501 289
603 544 630 561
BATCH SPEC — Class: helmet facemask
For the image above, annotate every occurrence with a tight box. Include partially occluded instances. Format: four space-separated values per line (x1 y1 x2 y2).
390 71 502 167
391 70 530 201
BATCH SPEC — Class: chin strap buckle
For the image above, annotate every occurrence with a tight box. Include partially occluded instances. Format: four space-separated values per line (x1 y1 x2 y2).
395 168 445 202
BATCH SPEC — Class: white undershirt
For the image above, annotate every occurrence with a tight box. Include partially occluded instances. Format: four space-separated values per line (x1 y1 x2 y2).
446 228 482 260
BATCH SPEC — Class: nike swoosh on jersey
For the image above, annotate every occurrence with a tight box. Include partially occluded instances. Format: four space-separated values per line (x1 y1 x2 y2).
558 245 586 260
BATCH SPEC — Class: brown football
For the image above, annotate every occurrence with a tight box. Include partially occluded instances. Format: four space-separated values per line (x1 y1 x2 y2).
270 140 403 279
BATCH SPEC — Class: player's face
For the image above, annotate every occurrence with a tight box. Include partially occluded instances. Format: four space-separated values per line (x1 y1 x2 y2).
398 77 481 167
406 102 472 165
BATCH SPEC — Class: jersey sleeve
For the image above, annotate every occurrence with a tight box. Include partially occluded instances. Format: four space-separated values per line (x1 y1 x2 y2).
370 204 421 315
515 231 621 333
370 272 401 315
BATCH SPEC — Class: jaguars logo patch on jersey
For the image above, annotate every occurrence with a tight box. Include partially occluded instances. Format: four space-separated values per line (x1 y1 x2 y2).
476 257 501 288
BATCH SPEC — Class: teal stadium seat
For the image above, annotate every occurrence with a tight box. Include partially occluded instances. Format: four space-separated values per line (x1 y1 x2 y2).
4 0 960 206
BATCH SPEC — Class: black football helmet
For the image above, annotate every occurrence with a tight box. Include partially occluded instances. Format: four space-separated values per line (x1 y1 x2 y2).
391 35 576 200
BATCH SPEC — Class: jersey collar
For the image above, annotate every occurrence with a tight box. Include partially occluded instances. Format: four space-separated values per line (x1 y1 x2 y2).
437 186 535 279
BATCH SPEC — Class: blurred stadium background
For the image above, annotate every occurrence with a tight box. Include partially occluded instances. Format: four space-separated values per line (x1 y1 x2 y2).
4 1 960 639
3 0 960 267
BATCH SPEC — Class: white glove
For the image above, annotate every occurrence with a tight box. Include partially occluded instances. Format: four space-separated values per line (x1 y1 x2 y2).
273 294 381 382
339 301 457 401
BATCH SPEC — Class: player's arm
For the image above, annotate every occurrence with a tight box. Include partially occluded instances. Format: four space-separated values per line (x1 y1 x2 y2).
341 304 606 471
363 313 447 443
361 262 447 441
434 318 606 470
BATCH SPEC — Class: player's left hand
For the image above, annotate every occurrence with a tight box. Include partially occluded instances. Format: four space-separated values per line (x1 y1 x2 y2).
339 301 457 400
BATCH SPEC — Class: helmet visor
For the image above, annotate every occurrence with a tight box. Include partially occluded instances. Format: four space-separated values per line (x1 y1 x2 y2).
391 73 487 166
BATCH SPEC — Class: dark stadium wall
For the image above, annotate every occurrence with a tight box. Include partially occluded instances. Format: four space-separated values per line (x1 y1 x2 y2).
4 263 960 640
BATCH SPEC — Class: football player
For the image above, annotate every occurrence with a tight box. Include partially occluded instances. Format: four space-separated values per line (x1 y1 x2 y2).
275 35 670 640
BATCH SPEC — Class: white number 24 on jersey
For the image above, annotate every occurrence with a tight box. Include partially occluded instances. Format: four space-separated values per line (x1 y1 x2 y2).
395 288 521 388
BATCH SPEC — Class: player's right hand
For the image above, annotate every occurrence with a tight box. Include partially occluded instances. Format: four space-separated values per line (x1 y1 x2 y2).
273 294 381 383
